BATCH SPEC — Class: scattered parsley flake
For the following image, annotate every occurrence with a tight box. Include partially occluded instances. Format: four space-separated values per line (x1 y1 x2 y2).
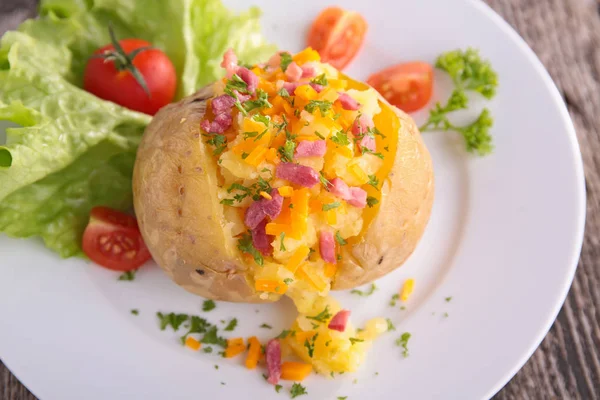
330 131 350 146
367 174 380 190
280 52 293 72
283 278 294 285
203 347 213 353
118 270 136 281
335 231 347 246
366 196 379 208
444 312 449 318
275 384 283 393
179 315 211 344
202 300 216 312
306 306 332 323
349 338 364 345
224 318 238 331
362 147 384 159
338 397 348 400
389 294 400 307
278 139 296 162
319 172 331 188
201 326 227 348
260 323 273 329
277 330 294 339
396 332 411 357
279 232 287 251
322 202 341 211
277 87 290 98
386 318 396 331
243 89 272 113
350 283 377 296
157 312 188 331
130 309 139 315
238 233 264 266
311 73 328 86
290 383 308 398
314 131 325 140
215 365 219 370
206 134 228 156
305 100 333 115
220 198 234 206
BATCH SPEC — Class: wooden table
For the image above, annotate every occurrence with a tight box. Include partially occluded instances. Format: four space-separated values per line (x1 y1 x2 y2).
1 0 599 398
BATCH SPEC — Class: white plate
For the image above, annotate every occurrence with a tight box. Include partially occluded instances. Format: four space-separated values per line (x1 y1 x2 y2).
0 0 585 399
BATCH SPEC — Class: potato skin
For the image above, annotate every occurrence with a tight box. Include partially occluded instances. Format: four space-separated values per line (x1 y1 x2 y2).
133 84 433 300
133 85 275 302
333 106 434 290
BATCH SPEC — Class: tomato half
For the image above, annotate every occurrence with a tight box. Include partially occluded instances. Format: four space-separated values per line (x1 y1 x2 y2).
367 62 434 113
82 207 151 271
83 39 176 115
307 7 368 70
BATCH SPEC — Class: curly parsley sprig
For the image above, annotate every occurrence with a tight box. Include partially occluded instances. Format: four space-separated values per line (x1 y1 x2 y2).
420 48 498 156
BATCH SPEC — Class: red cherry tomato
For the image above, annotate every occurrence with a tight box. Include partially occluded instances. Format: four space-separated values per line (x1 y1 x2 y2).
307 7 368 70
367 62 434 113
82 207 151 272
83 39 176 115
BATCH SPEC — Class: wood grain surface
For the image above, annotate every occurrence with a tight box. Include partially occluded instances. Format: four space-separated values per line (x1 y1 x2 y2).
1 0 599 399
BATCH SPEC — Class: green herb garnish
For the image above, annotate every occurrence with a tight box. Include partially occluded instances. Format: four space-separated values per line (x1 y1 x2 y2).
389 294 400 307
157 312 188 331
279 232 287 251
260 323 273 329
201 326 227 348
335 231 347 246
275 384 283 393
311 73 328 86
290 383 308 398
366 196 379 208
243 89 272 113
349 338 364 345
367 174 379 190
237 233 264 266
202 300 216 312
322 202 341 211
118 270 136 281
130 309 139 315
224 318 238 331
330 131 350 146
386 318 396 331
350 283 377 296
206 134 228 156
306 306 332 323
396 332 411 357
280 52 293 72
305 100 333 115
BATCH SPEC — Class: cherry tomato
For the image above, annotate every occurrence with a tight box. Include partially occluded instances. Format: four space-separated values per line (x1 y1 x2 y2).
307 7 368 70
367 62 434 113
84 39 176 115
82 207 151 272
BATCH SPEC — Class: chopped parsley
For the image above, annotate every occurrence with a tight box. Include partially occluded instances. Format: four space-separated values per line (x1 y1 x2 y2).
118 270 136 281
278 139 296 162
243 130 259 139
260 323 273 329
304 334 318 358
314 131 325 140
203 347 213 353
277 330 294 339
305 100 333 115
396 332 411 357
275 384 283 393
322 202 341 211
290 383 308 398
319 172 331 188
337 397 348 400
243 89 272 113
330 130 350 146
335 231 347 246
224 318 238 331
201 326 227 348
306 306 332 323
277 87 290 98
237 233 264 266
349 337 364 345
311 73 328 86
283 278 294 285
350 283 377 296
389 294 400 307
445 296 453 302
366 196 379 208
179 316 211 344
280 52 293 72
367 174 380 190
386 318 396 331
224 73 249 94
279 232 287 251
252 114 271 126
206 134 228 156
202 300 216 312
130 309 139 315
361 147 385 159
157 312 188 331
220 198 234 206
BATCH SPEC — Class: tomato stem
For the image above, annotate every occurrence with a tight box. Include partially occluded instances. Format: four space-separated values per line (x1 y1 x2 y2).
90 23 153 97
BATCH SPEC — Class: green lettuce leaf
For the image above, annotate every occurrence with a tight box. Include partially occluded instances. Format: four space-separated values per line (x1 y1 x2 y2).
0 0 275 257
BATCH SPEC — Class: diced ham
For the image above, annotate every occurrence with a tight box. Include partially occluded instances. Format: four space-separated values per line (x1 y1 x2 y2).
251 220 272 256
266 339 282 385
234 90 251 103
301 64 317 78
211 95 236 115
359 135 376 153
319 230 337 264
295 140 326 158
267 52 282 69
285 61 303 82
328 178 368 209
337 92 361 111
328 178 351 199
347 187 367 208
309 83 324 93
276 163 320 188
237 67 259 93
328 310 351 332
352 115 374 136
244 189 284 229
221 48 238 78
282 81 301 95
200 119 211 133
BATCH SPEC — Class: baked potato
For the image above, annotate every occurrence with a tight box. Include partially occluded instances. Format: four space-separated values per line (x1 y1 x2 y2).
133 48 434 305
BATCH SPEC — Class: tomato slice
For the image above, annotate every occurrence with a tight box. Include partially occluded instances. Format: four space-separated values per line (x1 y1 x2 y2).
307 7 368 70
367 62 434 113
82 207 151 271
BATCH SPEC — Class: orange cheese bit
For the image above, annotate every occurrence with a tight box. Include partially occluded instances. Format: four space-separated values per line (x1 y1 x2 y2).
244 146 268 166
227 338 244 348
324 262 337 278
297 265 328 292
285 246 310 273
295 85 318 101
224 337 246 358
400 278 415 302
260 191 272 200
277 186 294 197
265 147 279 162
255 279 288 294
265 222 292 236
245 336 262 369
293 47 321 64
281 362 313 381
294 330 317 342
296 135 321 142
185 337 201 351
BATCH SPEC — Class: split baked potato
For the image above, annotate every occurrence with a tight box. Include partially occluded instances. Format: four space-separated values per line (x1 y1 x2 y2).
133 48 434 305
